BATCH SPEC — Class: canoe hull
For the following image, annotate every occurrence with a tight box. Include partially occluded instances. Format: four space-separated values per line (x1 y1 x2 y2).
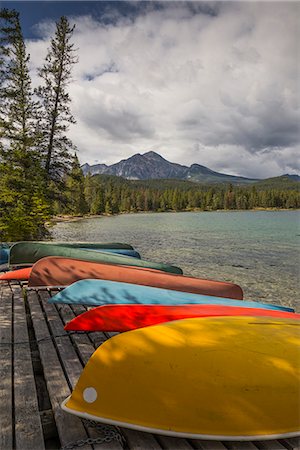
64 304 300 331
81 248 140 258
0 248 9 265
9 243 182 274
28 257 243 299
62 316 300 440
49 279 294 312
11 241 134 249
2 246 140 269
0 267 32 281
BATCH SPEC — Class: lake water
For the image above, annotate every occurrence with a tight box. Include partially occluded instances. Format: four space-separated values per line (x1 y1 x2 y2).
52 211 300 311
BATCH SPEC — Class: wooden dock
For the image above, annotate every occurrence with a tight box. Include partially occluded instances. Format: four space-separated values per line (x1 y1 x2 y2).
0 282 299 450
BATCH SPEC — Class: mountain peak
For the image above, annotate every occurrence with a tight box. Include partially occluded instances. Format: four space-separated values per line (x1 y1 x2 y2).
81 151 258 184
282 174 300 181
143 151 166 160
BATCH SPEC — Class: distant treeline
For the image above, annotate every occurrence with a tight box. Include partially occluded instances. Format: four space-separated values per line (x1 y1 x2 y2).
54 174 300 217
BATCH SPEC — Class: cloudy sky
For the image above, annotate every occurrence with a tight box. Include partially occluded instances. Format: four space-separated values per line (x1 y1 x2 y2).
3 1 300 178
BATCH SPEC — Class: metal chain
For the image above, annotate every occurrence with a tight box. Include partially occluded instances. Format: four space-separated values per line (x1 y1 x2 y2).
61 435 119 449
61 420 125 449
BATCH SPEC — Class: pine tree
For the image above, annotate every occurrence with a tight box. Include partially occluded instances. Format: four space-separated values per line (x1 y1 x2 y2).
0 9 41 156
0 9 50 241
0 9 11 125
91 189 105 214
105 200 112 215
35 16 77 186
64 154 88 215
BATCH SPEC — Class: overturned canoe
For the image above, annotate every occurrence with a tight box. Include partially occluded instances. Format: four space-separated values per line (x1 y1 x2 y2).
1 241 135 264
62 316 300 440
28 257 243 299
2 247 140 265
0 264 8 273
12 241 134 250
46 242 139 257
3 259 153 283
65 303 300 331
9 243 182 274
0 267 32 281
81 248 140 258
49 279 293 312
0 247 9 265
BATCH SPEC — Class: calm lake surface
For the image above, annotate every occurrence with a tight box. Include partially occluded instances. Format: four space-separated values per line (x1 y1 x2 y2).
52 211 300 311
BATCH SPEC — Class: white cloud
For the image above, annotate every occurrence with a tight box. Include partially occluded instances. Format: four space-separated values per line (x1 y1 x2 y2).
26 1 300 178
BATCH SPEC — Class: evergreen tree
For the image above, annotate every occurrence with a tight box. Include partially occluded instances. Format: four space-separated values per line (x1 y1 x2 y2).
105 200 112 215
0 9 12 129
0 9 50 240
171 189 180 210
91 189 105 214
249 186 258 209
64 154 88 215
120 191 131 212
35 16 77 186
0 9 41 155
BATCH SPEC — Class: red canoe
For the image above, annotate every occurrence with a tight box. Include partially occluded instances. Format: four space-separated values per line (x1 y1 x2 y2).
28 256 243 300
0 267 32 281
65 304 299 332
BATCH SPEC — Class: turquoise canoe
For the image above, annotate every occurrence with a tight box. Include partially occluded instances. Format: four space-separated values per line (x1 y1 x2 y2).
9 243 182 274
48 279 294 312
81 248 140 258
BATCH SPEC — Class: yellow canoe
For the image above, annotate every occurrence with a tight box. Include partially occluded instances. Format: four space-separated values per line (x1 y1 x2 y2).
62 316 300 440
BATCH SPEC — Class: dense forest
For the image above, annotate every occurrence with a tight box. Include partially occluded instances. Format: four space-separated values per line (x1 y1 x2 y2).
0 9 299 242
53 173 300 217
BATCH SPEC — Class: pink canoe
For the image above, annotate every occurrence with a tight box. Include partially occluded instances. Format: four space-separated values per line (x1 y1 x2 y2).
65 304 299 332
28 256 243 300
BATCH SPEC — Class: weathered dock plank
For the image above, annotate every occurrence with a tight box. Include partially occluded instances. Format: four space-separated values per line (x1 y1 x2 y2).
57 302 107 364
225 441 259 449
281 437 300 450
12 287 44 450
0 285 13 450
40 292 83 388
49 292 164 450
121 429 162 450
156 434 194 449
256 440 288 449
190 440 228 449
39 290 124 450
26 290 92 450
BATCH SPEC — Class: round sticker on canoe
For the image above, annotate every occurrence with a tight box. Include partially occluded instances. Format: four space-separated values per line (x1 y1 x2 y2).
83 387 97 403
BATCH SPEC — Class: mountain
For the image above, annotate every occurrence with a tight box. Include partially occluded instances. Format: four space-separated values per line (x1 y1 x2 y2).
282 174 300 182
185 163 256 184
253 175 300 190
81 162 108 176
82 151 258 185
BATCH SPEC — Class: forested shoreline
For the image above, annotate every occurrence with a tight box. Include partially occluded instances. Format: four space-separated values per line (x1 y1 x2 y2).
52 174 300 219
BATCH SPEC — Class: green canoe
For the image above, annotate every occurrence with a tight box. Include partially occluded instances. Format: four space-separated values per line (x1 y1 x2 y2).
11 241 134 250
9 242 183 275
